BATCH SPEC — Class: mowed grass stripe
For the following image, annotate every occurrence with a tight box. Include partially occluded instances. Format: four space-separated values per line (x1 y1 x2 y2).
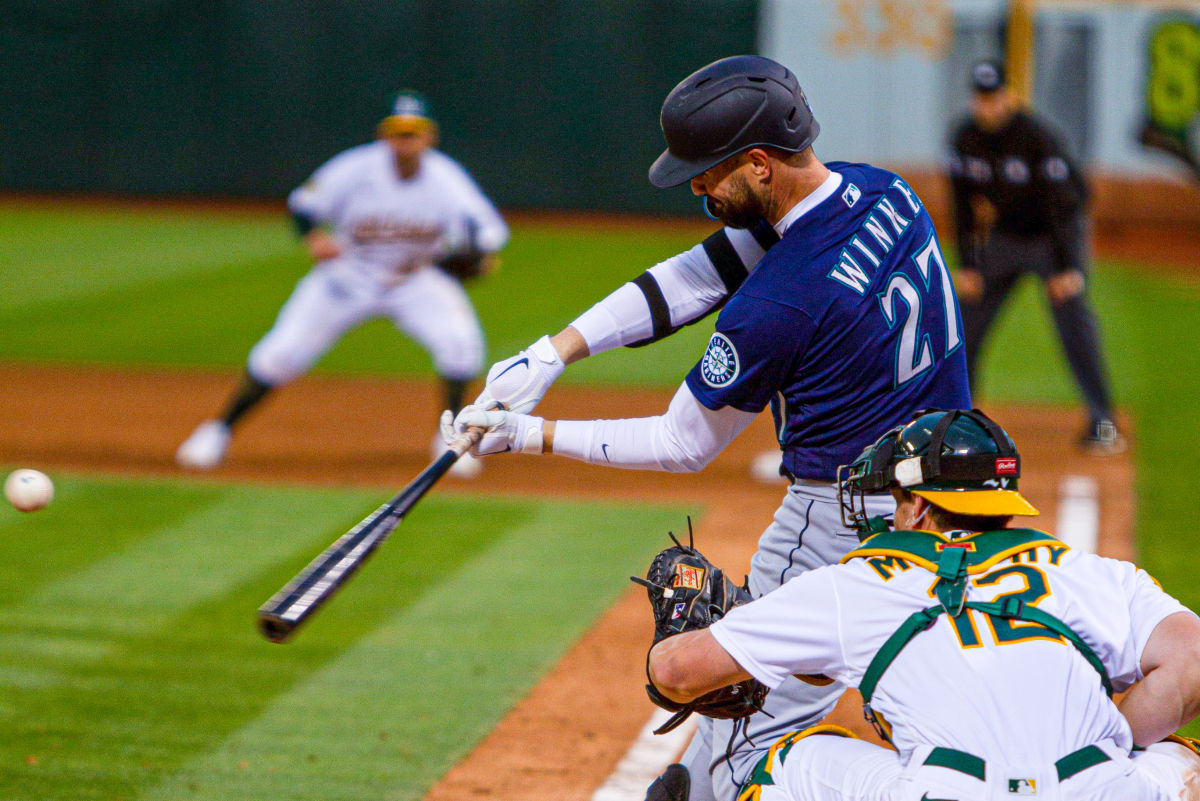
0 476 226 607
0 472 683 801
0 478 394 665
0 477 525 801
0 206 294 308
139 501 685 801
0 205 710 379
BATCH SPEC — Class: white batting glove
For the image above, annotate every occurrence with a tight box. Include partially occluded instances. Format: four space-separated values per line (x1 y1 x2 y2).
474 335 565 415
440 406 545 456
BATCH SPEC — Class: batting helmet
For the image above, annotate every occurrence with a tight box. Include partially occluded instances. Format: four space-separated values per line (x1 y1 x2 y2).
837 409 1039 532
648 55 820 189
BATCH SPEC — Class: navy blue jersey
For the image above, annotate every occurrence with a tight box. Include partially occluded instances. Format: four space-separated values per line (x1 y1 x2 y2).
686 163 971 481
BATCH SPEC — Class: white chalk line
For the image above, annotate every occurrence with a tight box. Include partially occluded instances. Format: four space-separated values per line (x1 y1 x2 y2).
591 709 697 801
1056 474 1099 554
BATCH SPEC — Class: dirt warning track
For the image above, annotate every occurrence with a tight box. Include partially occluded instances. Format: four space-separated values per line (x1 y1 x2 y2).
0 362 1134 801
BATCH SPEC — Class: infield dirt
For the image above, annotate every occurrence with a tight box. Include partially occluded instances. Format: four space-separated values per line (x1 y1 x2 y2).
0 363 1133 801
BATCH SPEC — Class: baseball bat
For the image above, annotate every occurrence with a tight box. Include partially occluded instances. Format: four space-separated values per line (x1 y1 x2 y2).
256 427 483 643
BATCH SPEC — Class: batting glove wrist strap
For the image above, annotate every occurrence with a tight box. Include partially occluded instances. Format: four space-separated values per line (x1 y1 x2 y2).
448 407 544 455
528 334 566 374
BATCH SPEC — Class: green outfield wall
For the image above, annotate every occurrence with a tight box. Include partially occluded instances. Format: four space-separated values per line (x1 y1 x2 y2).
0 0 758 214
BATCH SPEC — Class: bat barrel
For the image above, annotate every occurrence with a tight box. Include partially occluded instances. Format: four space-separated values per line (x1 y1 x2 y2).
254 446 467 643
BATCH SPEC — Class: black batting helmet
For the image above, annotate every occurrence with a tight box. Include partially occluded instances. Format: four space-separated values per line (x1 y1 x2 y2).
648 55 820 189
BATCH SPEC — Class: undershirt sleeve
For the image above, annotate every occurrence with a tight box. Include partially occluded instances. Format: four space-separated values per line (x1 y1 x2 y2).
551 382 757 472
569 227 767 355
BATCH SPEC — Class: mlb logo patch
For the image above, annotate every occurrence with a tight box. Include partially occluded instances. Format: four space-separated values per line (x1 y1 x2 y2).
841 183 861 208
996 457 1018 475
674 564 704 590
1008 777 1037 794
671 602 687 619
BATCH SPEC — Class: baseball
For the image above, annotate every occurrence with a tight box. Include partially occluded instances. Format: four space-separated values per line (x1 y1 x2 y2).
749 451 788 484
5 469 54 512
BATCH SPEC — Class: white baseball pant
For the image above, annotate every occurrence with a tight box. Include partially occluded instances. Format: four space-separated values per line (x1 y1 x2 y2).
247 263 484 386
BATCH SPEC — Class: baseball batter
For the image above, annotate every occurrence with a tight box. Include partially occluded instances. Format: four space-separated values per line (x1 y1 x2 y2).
648 410 1200 801
177 91 507 476
444 56 970 801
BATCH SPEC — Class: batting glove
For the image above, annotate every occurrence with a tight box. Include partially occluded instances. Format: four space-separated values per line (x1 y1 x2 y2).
474 335 565 415
440 405 545 456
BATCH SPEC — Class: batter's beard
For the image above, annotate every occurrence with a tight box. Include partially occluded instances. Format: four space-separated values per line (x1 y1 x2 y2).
703 174 767 229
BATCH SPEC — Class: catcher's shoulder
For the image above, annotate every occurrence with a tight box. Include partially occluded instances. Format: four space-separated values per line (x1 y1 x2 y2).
842 528 1066 574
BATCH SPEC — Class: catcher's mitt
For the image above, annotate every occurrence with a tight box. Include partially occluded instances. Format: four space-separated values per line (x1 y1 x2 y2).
632 523 768 734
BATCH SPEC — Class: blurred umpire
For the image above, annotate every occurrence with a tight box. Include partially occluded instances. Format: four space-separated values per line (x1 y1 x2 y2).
948 59 1124 454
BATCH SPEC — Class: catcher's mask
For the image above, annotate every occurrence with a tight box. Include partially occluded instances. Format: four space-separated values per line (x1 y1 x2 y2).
837 409 1039 535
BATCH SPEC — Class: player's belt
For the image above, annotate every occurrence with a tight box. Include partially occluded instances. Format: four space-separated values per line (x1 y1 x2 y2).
1054 745 1111 780
922 745 1111 782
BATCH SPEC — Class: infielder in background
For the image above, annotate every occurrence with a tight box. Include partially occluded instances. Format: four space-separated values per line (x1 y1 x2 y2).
176 92 507 476
948 60 1124 455
445 56 970 801
648 409 1200 801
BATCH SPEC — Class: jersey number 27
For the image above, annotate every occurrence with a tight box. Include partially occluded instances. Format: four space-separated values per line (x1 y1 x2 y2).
878 234 961 386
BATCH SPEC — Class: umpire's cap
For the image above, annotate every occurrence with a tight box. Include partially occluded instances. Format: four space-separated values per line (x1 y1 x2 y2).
649 55 820 189
969 60 1007 93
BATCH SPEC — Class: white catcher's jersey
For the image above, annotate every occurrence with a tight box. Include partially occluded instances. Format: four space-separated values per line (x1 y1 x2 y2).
710 533 1192 771
287 141 509 283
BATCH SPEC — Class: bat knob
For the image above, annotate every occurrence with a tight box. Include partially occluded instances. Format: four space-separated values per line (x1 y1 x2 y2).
258 614 295 644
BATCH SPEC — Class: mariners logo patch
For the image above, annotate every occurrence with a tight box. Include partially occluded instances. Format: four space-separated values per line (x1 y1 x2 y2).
674 564 705 590
700 333 740 388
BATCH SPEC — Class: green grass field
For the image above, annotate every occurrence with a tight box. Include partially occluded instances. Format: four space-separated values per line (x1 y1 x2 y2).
0 472 684 800
1 203 1198 798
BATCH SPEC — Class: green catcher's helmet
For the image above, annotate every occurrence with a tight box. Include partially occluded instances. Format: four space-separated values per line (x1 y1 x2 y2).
837 409 1039 533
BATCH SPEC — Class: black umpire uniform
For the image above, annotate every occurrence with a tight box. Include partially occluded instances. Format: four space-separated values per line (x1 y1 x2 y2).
948 60 1123 453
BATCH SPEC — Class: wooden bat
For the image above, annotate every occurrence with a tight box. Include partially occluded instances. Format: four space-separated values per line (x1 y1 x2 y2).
257 428 483 643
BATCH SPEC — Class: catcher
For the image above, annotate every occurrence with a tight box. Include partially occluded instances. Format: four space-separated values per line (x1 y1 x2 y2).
638 410 1200 800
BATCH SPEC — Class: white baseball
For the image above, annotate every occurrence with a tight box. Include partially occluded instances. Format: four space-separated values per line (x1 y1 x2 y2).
5 469 54 512
749 451 788 484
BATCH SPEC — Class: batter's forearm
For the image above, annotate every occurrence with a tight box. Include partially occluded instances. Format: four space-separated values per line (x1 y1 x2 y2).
549 327 589 366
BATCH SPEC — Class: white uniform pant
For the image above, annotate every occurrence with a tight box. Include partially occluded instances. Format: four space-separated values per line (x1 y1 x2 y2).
247 263 485 386
752 734 1198 801
683 482 897 801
